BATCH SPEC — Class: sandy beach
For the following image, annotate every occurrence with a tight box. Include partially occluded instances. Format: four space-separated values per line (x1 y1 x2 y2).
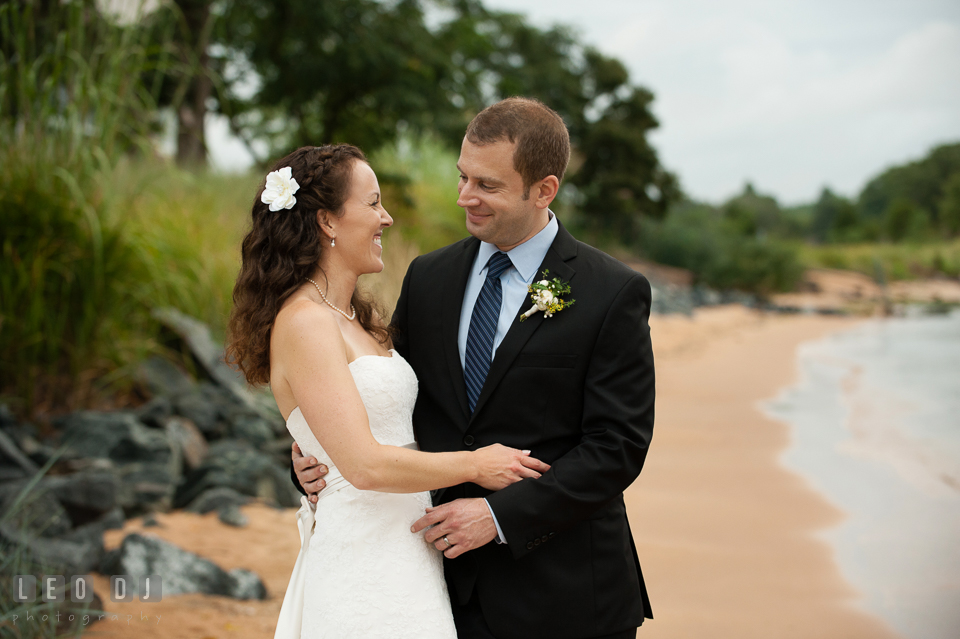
86 306 902 638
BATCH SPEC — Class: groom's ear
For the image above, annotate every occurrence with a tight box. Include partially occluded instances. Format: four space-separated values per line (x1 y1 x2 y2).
533 175 560 209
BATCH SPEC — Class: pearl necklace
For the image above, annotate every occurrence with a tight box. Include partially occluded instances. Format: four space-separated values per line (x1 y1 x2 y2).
306 278 356 321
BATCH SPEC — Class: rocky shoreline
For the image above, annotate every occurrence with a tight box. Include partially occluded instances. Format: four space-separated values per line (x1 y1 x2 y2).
0 309 299 617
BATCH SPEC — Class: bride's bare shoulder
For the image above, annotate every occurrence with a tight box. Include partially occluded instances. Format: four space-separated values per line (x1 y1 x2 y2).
273 295 342 352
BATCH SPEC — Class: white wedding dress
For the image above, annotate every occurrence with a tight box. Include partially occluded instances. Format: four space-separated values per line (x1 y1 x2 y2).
280 350 457 639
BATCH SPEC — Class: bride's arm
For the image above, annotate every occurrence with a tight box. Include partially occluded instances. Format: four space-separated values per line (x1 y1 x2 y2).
275 303 548 494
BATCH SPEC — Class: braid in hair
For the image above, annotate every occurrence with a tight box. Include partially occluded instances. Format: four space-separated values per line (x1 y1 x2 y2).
226 144 391 385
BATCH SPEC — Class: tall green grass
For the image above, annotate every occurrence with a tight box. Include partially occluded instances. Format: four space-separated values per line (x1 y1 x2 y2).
0 1 177 411
799 239 960 280
370 135 469 253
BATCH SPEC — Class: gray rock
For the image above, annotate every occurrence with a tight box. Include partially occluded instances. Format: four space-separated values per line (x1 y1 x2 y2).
185 486 251 515
56 517 110 571
152 307 283 422
227 567 266 599
691 285 724 307
11 427 58 467
0 480 72 538
173 440 300 509
138 355 196 398
0 522 102 574
0 428 39 478
136 396 174 429
99 532 266 599
55 411 175 465
41 470 119 521
226 412 276 447
115 461 180 512
152 308 255 406
218 504 248 528
650 283 695 315
0 403 16 429
98 506 126 530
52 412 180 513
164 416 208 470
173 383 227 438
142 513 160 527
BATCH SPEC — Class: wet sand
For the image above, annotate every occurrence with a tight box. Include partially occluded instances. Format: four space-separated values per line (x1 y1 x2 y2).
629 306 900 638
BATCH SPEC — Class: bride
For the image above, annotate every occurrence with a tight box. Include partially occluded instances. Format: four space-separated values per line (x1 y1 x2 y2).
226 144 549 639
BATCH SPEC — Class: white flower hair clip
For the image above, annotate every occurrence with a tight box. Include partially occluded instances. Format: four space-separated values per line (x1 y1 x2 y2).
261 166 300 211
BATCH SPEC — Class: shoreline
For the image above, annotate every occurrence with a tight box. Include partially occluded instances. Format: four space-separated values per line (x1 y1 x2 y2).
762 311 960 639
88 305 902 638
626 306 901 638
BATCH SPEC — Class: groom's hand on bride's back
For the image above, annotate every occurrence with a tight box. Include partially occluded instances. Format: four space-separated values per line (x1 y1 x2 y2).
292 442 328 504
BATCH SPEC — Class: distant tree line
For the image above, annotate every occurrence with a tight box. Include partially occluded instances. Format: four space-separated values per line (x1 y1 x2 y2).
704 142 960 246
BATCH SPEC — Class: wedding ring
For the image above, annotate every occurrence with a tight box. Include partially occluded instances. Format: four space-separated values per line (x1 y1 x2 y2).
442 536 452 549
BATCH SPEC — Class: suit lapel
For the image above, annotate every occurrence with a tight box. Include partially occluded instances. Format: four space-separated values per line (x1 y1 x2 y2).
468 223 578 423
441 237 480 423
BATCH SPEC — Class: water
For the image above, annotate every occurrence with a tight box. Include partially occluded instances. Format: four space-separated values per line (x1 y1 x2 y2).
764 309 960 639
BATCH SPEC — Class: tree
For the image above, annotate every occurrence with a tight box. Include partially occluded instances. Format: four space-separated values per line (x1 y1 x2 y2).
210 0 677 241
884 198 931 242
859 142 960 231
811 187 859 243
435 1 678 238
213 0 467 160
938 172 960 238
172 0 215 165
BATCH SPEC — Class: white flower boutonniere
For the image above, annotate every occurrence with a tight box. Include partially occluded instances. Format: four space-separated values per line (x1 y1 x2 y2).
261 166 300 211
520 269 575 322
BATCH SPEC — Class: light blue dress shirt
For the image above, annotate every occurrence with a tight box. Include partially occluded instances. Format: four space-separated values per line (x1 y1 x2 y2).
457 210 559 544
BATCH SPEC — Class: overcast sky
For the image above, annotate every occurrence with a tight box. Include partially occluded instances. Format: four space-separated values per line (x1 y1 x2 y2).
478 0 960 204
207 0 960 206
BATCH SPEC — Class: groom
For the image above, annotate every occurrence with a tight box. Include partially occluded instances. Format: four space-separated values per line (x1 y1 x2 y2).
293 97 655 639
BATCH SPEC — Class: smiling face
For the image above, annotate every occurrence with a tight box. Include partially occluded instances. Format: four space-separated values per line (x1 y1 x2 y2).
457 137 553 252
327 160 393 275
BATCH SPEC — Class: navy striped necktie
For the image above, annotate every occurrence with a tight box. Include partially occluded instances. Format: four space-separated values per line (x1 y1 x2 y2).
464 252 513 413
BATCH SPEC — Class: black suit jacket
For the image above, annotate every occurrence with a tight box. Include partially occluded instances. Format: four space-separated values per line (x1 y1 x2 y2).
391 221 655 639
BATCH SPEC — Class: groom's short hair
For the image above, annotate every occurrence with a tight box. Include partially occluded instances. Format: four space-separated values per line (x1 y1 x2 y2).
466 97 571 197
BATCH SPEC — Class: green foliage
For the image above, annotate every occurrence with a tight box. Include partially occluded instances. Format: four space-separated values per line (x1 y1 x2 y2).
799 240 960 280
637 202 804 295
721 183 788 237
369 135 469 252
214 0 465 158
573 87 680 228
440 2 679 225
938 172 960 237
211 0 677 235
883 198 932 242
858 142 960 232
810 188 869 243
0 1 169 409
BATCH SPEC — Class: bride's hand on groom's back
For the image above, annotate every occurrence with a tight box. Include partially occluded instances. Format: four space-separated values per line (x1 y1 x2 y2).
472 444 550 491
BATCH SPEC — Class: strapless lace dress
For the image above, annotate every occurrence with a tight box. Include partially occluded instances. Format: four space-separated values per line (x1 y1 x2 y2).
281 350 457 639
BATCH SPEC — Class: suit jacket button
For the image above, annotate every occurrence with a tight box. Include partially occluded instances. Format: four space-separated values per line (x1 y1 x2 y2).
534 538 541 546
541 535 549 542
549 532 555 537
463 435 475 447
526 541 534 550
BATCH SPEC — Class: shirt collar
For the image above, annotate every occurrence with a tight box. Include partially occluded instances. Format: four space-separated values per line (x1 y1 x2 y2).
475 210 559 283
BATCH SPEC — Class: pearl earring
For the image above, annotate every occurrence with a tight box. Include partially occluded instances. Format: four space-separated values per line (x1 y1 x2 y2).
331 238 336 247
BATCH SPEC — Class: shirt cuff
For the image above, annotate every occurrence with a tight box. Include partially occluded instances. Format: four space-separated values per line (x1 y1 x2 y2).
484 498 507 544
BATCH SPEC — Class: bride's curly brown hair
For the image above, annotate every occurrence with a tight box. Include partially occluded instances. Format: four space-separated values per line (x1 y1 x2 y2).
226 144 391 386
